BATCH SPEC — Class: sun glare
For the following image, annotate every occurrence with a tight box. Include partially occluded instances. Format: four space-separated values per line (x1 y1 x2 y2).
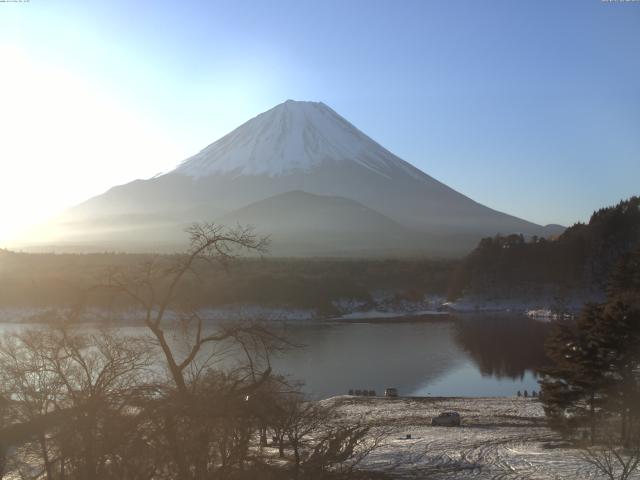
0 46 182 246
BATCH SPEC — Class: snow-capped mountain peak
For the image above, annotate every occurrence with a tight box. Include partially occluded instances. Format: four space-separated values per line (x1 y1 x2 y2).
52 99 553 256
175 100 412 179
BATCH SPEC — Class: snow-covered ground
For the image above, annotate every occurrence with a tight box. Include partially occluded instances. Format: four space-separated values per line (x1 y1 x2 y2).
525 309 575 321
443 293 600 316
332 309 448 321
323 396 637 479
0 289 595 325
0 307 53 323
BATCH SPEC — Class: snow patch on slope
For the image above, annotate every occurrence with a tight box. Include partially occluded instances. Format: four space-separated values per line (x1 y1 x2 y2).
175 100 422 180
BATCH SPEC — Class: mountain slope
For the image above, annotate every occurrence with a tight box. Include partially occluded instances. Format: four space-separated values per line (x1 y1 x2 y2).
217 190 431 256
46 100 558 256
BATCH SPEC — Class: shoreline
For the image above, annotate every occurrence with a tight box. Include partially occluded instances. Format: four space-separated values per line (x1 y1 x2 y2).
0 303 559 326
323 395 605 479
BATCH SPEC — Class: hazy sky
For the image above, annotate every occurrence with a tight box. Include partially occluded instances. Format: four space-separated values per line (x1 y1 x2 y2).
1 0 639 243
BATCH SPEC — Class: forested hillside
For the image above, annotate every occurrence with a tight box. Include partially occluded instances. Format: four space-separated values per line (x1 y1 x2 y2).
449 197 640 300
0 251 455 315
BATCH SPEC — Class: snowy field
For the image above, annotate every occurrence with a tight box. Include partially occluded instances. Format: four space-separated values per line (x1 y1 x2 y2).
323 396 638 479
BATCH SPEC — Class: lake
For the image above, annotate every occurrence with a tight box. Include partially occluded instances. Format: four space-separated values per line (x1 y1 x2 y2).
269 313 549 398
0 313 550 399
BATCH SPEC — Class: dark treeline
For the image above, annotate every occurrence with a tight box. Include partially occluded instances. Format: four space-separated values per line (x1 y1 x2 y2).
0 250 455 315
539 247 640 448
448 196 640 300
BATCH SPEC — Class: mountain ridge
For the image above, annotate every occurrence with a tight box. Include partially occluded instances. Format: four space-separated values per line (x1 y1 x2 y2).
42 100 560 256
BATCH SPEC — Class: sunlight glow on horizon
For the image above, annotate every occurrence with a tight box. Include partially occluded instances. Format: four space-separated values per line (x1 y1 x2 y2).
0 31 292 246
0 46 186 245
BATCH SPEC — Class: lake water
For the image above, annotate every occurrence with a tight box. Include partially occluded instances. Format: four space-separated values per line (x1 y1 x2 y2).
269 314 549 399
0 313 549 400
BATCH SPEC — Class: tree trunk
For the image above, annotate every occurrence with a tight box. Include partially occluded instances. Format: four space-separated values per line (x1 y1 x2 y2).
38 433 54 480
164 413 190 480
291 437 301 479
590 391 596 444
621 407 628 446
278 438 285 459
150 325 188 396
259 425 267 447
0 441 6 480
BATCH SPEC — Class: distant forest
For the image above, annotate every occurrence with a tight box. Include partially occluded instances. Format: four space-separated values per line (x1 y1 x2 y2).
1 197 638 315
0 252 455 315
449 196 640 300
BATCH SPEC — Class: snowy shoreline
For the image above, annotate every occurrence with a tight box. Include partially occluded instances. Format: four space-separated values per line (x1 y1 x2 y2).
0 290 600 325
331 309 450 322
323 395 629 479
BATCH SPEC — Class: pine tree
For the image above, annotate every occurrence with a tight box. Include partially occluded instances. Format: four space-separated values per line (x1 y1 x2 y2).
540 248 640 444
539 304 611 441
597 298 640 445
608 247 640 298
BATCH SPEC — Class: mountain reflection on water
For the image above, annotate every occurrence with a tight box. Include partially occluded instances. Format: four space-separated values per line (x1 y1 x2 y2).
271 314 551 399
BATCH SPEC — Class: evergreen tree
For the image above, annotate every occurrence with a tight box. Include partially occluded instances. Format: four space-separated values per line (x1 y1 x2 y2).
539 304 611 441
608 247 640 298
540 248 640 445
597 294 640 445
449 196 640 300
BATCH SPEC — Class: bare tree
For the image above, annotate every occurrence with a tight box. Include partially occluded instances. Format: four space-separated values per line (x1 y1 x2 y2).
92 223 299 479
262 391 387 480
303 422 378 480
0 393 9 480
103 223 270 397
583 439 640 480
0 325 153 480
280 393 329 475
0 327 66 479
254 375 298 457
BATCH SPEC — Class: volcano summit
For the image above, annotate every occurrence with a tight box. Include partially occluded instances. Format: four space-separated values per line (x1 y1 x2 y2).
50 100 560 256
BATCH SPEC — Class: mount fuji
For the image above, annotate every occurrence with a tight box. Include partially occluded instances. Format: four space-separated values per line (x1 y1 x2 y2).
49 100 561 256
